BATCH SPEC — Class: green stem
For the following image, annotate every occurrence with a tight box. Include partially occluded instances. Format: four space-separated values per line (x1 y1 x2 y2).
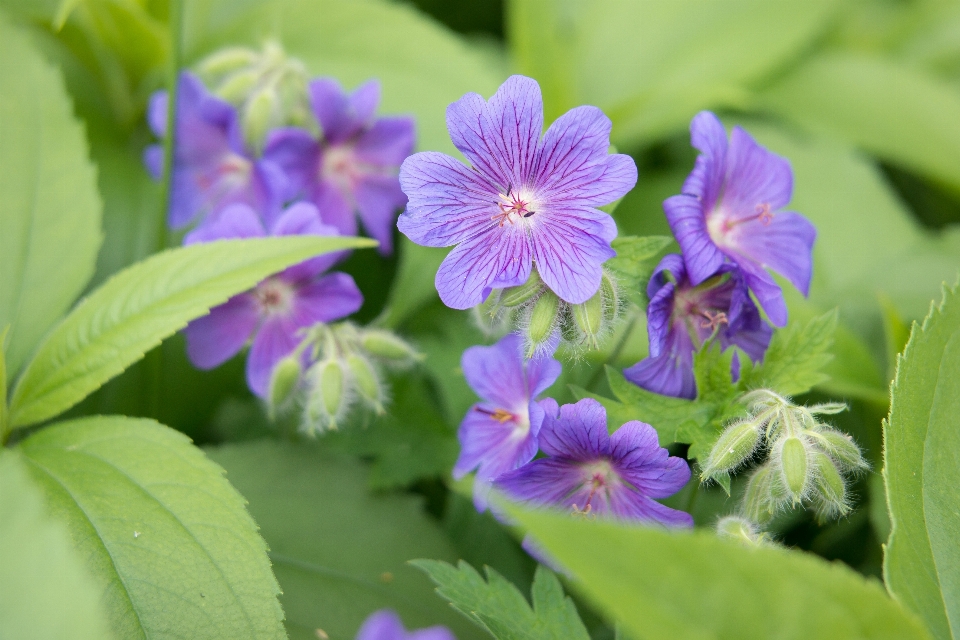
585 309 638 392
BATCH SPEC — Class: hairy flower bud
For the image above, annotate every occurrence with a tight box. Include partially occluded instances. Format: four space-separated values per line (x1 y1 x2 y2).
778 437 809 502
346 354 383 413
360 329 421 363
267 354 301 418
572 288 604 348
742 464 785 524
811 452 850 519
811 429 868 472
500 270 544 307
716 515 768 547
525 291 560 357
196 47 259 77
304 359 348 432
700 419 761 483
214 69 261 104
600 271 619 323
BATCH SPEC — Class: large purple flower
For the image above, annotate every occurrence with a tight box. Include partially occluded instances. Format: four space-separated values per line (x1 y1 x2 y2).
356 610 455 640
496 398 693 527
262 78 415 254
397 75 637 310
453 333 561 511
183 201 362 396
144 72 284 229
664 111 816 326
623 254 772 399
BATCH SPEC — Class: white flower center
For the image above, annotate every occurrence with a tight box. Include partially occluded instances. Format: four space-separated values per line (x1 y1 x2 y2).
492 185 539 228
253 277 295 316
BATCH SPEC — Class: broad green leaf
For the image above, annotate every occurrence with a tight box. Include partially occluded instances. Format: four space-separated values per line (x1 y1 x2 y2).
884 283 960 638
605 235 673 306
8 235 374 428
17 416 285 640
207 440 487 640
0 451 113 640
741 310 837 396
512 509 931 640
0 326 8 440
413 560 591 640
0 12 102 377
760 54 960 191
509 0 837 144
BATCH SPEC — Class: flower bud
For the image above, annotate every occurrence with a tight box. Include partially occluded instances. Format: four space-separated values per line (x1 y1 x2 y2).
243 87 278 153
360 329 421 363
304 359 347 432
600 271 619 323
811 452 849 519
700 419 761 482
267 354 301 418
197 47 259 78
779 437 809 502
526 291 560 357
500 270 544 307
572 288 604 348
742 464 784 524
716 516 766 547
346 354 383 413
812 429 867 472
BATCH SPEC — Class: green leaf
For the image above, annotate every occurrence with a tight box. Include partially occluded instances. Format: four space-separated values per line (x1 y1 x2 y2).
0 12 102 377
509 0 838 143
413 560 591 640
17 416 285 640
760 54 960 191
511 508 931 640
884 283 960 638
8 235 374 428
605 235 673 305
742 310 838 397
0 450 113 640
207 439 487 640
0 326 8 441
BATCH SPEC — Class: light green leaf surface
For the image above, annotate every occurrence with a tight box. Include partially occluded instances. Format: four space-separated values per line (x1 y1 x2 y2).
509 0 837 143
208 440 487 640
884 283 960 639
513 509 931 640
9 235 373 428
0 12 102 377
414 560 591 640
742 310 837 396
761 54 960 191
17 416 285 640
0 450 113 640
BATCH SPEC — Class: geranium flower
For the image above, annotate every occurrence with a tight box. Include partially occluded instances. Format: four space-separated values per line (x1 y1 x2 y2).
183 201 362 396
397 75 637 310
664 111 816 326
262 78 415 254
495 398 693 527
623 254 772 399
355 610 454 640
144 72 284 229
453 333 561 511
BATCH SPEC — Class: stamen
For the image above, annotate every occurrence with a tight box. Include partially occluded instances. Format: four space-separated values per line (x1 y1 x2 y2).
756 203 773 225
475 407 516 423
571 503 596 520
492 185 534 227
700 310 729 330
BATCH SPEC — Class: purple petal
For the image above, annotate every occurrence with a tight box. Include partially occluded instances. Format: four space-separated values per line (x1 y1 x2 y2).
408 626 457 640
738 262 789 327
538 398 610 459
143 144 164 180
310 178 358 239
496 457 586 505
460 334 528 408
308 78 379 143
446 92 512 187
683 111 728 209
611 423 692 498
356 609 406 640
184 294 258 369
183 203 265 245
452 406 538 482
147 89 168 138
663 194 725 286
262 127 321 201
293 272 363 323
397 151 500 248
526 350 562 398
607 491 694 528
354 175 406 255
623 328 696 399
355 116 416 167
435 227 532 310
725 211 816 297
271 202 346 279
721 126 793 220
530 206 615 304
479 75 544 188
246 314 303 397
645 279 677 360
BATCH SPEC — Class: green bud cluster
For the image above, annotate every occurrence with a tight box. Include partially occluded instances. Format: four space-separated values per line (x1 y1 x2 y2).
196 41 310 152
702 389 868 524
475 268 623 357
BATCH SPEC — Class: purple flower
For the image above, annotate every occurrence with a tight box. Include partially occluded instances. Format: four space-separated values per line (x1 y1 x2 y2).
453 333 561 511
397 75 637 310
664 111 816 326
623 254 772 399
183 201 362 396
144 72 284 229
262 78 415 254
356 609 455 640
495 398 693 527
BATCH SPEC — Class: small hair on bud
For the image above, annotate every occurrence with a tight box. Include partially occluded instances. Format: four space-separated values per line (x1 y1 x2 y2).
808 429 869 473
303 359 350 433
571 288 604 349
777 436 810 503
600 271 620 324
700 419 762 483
742 464 784 524
524 290 561 358
359 329 422 364
345 354 384 413
810 452 851 520
716 516 770 547
267 355 302 419
197 46 259 78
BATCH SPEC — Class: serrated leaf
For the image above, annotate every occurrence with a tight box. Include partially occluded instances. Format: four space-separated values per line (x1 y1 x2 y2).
0 450 114 640
512 508 931 640
741 310 837 397
884 283 960 638
0 12 102 377
605 235 673 305
413 560 590 640
8 235 374 428
207 440 486 640
17 416 285 640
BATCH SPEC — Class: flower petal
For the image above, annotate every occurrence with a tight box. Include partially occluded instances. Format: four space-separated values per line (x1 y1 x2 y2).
452 406 538 482
355 116 416 167
184 294 258 370
271 202 346 279
246 315 302 397
623 327 696 399
531 206 615 304
538 398 610 459
354 174 407 255
293 272 363 323
460 334 528 408
611 422 692 498
721 125 793 220
446 92 512 187
308 78 379 143
495 458 586 506
608 491 694 527
184 203 266 244
435 227 532 309
479 75 544 188
262 127 320 201
726 211 816 297
309 178 358 238
143 144 164 180
526 350 562 399
683 111 728 209
663 194 726 286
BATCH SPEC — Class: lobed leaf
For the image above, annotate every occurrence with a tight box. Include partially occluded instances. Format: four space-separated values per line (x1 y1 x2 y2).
8 235 374 428
741 310 838 397
414 560 590 640
17 416 286 640
884 283 960 639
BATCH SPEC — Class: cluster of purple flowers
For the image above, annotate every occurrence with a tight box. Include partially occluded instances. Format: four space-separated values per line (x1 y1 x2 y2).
454 334 693 529
625 111 816 398
145 71 414 396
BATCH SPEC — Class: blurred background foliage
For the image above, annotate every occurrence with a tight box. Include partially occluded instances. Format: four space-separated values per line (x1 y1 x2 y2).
1 0 958 634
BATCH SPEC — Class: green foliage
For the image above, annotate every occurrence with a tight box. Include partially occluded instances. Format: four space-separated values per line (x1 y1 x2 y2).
8 236 373 428
741 310 838 396
604 235 673 305
0 451 113 640
414 560 591 640
884 283 960 639
17 416 285 640
0 12 102 377
512 508 931 640
207 440 486 640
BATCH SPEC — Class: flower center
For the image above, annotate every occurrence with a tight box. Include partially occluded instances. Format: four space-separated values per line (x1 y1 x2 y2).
492 185 537 227
572 460 615 516
253 277 295 316
707 202 774 246
474 405 531 441
321 143 360 194
671 275 732 346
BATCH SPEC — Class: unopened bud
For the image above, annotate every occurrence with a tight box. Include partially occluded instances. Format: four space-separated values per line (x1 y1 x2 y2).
267 355 301 417
812 429 867 472
526 291 560 355
701 420 761 482
779 437 809 501
811 452 849 518
305 360 345 431
572 288 604 347
500 270 544 307
360 330 421 363
243 87 278 152
215 69 261 104
346 354 383 413
600 272 619 323
198 47 259 78
743 465 781 524
716 516 766 547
